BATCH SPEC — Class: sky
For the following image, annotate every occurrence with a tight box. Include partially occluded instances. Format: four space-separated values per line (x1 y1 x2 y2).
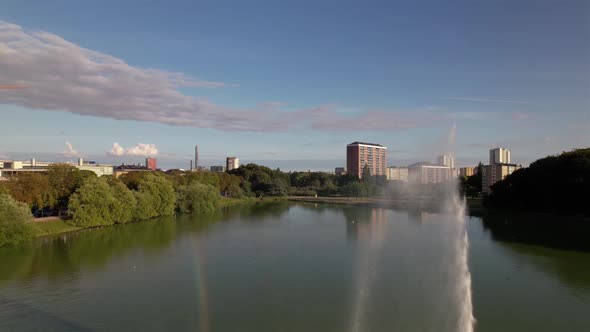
1 0 589 170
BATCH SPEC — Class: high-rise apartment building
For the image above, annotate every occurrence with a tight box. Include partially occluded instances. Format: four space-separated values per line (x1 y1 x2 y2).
489 148 511 165
437 154 455 169
346 142 387 179
226 157 239 171
145 158 157 170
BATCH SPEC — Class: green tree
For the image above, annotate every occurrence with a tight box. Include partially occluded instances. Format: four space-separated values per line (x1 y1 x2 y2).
134 173 176 218
107 178 137 224
68 177 118 227
176 182 220 214
3 173 54 209
0 192 33 247
47 164 95 209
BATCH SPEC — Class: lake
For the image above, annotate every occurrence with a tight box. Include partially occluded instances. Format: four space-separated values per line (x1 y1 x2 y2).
1 202 589 331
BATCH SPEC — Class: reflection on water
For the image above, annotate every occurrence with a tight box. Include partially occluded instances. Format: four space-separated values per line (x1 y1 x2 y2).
0 202 589 332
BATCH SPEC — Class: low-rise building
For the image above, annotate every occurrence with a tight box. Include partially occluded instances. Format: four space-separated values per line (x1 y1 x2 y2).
482 163 521 193
335 167 346 176
408 162 452 184
387 166 409 181
210 166 225 172
459 166 477 177
113 164 152 178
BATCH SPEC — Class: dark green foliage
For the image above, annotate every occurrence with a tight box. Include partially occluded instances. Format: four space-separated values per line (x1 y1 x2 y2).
228 164 290 196
0 192 33 247
47 164 96 209
176 182 220 214
485 148 590 215
107 179 137 224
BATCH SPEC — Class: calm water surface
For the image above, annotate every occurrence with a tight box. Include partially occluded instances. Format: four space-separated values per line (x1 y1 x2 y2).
0 202 589 331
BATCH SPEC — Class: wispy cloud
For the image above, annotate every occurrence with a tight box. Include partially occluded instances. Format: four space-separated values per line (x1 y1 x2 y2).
0 21 434 132
511 111 533 121
441 97 531 105
107 143 158 157
62 141 79 157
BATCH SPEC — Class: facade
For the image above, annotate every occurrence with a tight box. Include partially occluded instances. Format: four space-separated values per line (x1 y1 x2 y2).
408 162 452 184
226 157 239 171
490 148 511 165
0 158 114 178
335 167 346 176
437 154 455 169
386 166 409 181
459 166 477 177
210 166 225 172
482 163 521 193
145 158 157 171
346 142 387 179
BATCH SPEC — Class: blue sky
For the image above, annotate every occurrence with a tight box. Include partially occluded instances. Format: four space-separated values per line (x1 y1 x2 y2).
1 0 588 170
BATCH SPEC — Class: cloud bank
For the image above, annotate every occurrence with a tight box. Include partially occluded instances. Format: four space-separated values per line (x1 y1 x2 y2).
108 143 158 157
0 21 431 132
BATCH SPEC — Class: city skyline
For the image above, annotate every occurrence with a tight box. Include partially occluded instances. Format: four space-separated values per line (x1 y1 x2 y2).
1 1 588 170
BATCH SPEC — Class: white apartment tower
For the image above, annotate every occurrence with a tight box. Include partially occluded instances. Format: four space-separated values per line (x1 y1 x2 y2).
489 148 511 165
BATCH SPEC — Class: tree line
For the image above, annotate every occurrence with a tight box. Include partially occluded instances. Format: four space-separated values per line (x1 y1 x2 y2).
484 148 590 215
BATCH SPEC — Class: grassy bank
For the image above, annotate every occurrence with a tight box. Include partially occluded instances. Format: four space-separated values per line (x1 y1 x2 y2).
26 196 260 239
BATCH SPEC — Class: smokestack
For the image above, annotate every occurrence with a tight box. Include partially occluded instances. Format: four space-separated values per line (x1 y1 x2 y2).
190 160 193 171
30 158 36 167
78 157 83 166
195 145 199 170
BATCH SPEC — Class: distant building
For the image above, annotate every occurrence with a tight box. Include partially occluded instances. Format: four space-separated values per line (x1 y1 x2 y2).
226 157 239 171
346 141 387 179
482 163 521 193
194 145 199 170
437 154 455 169
210 165 225 172
387 166 409 181
0 158 113 178
459 166 477 177
113 164 151 178
408 162 452 184
335 167 346 176
145 158 157 171
490 148 511 165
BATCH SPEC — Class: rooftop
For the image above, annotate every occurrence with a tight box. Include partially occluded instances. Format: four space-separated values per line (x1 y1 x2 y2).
348 141 385 147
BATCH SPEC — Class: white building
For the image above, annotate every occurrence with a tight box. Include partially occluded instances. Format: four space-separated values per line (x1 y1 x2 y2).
490 148 511 165
437 154 455 169
408 162 453 184
226 157 239 171
387 166 409 181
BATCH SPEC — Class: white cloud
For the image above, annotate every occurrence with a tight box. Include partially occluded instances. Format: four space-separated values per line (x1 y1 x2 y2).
62 141 79 157
108 143 158 157
0 20 434 132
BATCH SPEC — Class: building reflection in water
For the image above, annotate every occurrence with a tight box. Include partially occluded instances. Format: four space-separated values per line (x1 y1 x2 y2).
345 207 389 241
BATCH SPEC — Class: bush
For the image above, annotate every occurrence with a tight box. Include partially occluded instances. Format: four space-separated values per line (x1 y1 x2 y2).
0 193 33 247
176 183 220 214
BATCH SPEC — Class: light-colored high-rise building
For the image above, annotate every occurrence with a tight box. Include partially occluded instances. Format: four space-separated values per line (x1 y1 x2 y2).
437 154 455 169
346 142 388 179
387 166 409 181
489 148 511 165
226 157 239 171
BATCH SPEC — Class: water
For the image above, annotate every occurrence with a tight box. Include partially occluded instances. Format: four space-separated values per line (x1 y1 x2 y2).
1 202 589 332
